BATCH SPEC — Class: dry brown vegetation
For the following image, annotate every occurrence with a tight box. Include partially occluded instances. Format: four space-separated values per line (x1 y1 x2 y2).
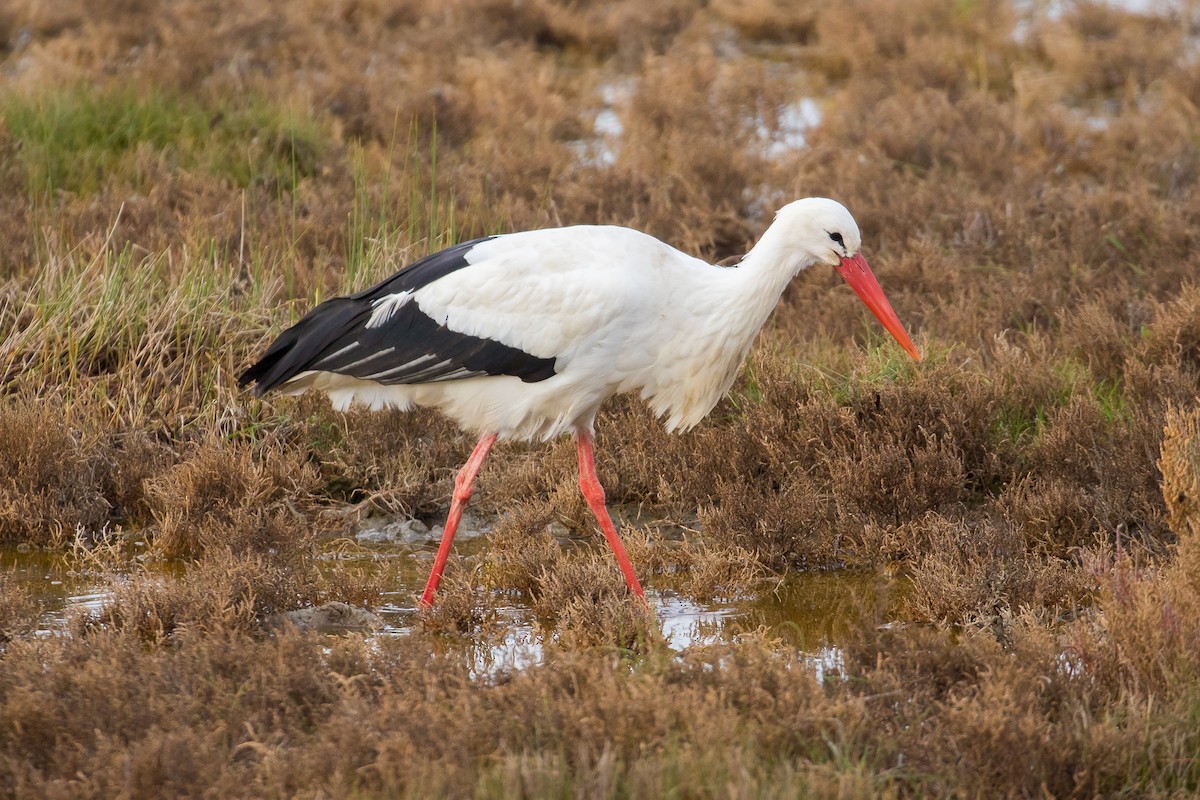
2 0 1200 796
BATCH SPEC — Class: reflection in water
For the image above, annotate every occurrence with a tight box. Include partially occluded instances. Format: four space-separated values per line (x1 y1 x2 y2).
0 548 110 635
3 542 898 679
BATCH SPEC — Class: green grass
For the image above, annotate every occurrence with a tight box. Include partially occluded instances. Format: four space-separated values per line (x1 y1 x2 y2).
856 337 922 384
343 121 475 296
1092 378 1132 423
992 402 1046 445
2 84 327 198
0 233 270 422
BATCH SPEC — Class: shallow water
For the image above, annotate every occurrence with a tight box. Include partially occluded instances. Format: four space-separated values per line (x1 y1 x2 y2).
0 548 109 634
760 98 822 157
2 540 898 676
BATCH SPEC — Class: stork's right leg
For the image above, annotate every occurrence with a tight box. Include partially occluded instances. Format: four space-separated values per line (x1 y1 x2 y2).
576 430 647 601
419 432 497 607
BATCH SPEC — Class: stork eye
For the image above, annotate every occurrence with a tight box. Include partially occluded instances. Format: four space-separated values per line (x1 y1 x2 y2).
829 231 845 247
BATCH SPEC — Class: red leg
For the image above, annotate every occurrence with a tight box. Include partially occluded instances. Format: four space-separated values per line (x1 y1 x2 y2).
419 433 497 607
576 431 646 600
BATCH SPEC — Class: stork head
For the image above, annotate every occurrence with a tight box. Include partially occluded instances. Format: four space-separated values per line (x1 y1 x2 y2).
775 197 921 361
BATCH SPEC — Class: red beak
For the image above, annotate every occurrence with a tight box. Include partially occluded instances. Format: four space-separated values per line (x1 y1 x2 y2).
835 253 921 361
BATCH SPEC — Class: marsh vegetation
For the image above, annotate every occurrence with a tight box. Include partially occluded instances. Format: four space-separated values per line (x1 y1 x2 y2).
1 0 1199 796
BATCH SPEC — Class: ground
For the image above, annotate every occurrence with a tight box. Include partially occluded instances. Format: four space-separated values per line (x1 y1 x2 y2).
1 0 1200 797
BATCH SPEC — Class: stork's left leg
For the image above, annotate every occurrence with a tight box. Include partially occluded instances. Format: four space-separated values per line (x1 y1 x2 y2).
419 432 497 607
575 430 646 600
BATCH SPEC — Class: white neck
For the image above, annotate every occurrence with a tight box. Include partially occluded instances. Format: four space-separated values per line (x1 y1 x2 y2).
644 198 860 430
721 218 815 336
646 225 816 431
737 215 812 280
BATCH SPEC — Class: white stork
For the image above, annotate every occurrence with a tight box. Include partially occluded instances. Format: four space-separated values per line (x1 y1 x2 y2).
240 197 921 606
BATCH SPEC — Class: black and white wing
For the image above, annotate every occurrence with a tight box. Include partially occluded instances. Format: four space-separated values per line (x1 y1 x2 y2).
239 237 558 396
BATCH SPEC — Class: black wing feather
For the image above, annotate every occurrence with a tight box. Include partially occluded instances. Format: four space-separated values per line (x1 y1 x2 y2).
239 236 557 396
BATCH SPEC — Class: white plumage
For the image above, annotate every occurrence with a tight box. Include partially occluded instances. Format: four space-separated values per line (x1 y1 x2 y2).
241 197 920 605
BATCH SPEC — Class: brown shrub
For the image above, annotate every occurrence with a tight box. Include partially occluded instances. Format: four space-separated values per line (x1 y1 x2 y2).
462 436 580 516
712 0 816 43
1059 398 1200 701
530 553 632 620
919 626 1115 796
588 400 733 508
1122 359 1200 419
699 473 837 570
1071 550 1200 706
901 513 1090 625
551 591 664 653
0 574 40 644
1159 405 1200 604
92 546 389 640
143 440 315 559
1138 283 1200 375
1001 394 1166 556
0 604 1192 797
828 427 967 530
597 44 778 253
1160 404 1200 541
0 628 356 796
93 551 275 639
100 431 175 525
416 571 496 637
1040 4 1185 100
1058 295 1140 382
321 406 463 515
675 539 764 602
480 503 664 651
0 403 109 545
482 500 563 597
999 474 1098 554
0 125 32 276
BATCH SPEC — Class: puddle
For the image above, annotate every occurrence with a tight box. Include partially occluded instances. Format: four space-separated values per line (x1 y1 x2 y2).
319 534 898 683
1012 0 1191 43
0 549 110 635
759 98 822 157
570 82 823 167
569 79 631 168
3 539 898 679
